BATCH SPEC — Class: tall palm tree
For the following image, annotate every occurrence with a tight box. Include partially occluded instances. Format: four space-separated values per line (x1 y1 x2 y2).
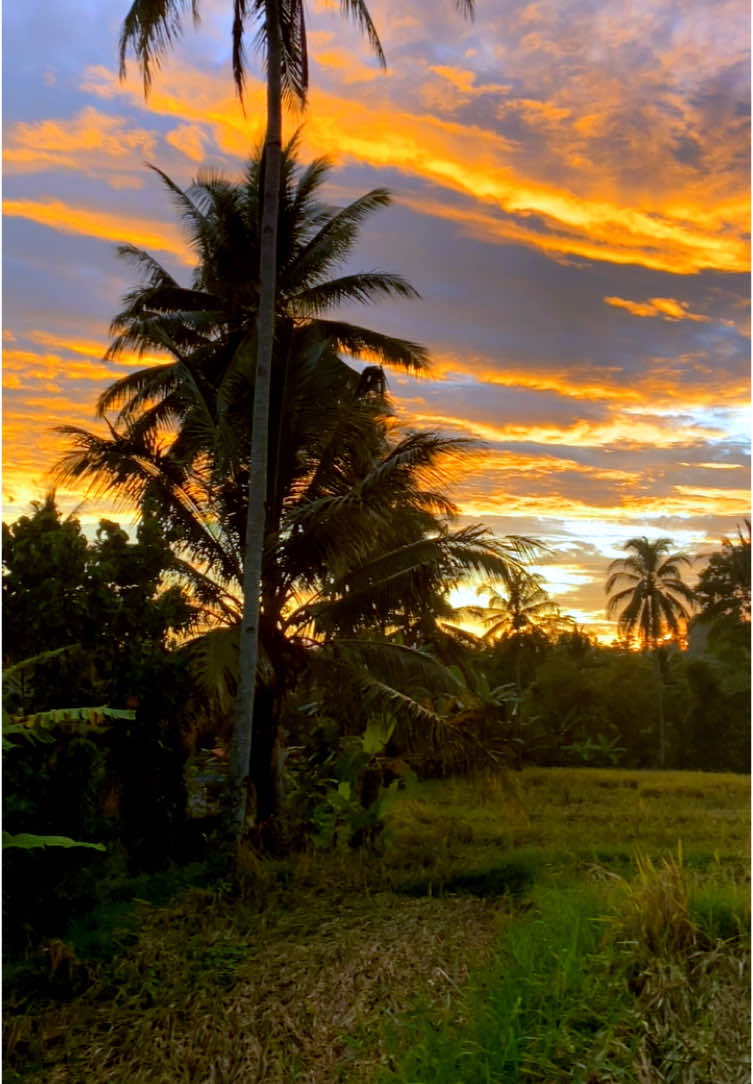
606 536 695 766
118 0 476 845
57 147 531 823
119 0 386 842
606 537 695 650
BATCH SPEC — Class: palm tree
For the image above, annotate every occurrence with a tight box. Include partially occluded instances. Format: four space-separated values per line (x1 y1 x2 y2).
119 0 386 843
57 147 531 824
606 536 695 766
461 569 571 695
606 537 695 650
60 407 529 822
118 0 476 846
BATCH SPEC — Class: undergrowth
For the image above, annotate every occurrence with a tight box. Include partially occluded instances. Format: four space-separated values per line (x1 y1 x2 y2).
3 767 749 1083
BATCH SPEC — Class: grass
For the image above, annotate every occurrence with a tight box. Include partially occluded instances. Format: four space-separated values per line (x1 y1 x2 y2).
377 882 637 1083
3 767 749 1082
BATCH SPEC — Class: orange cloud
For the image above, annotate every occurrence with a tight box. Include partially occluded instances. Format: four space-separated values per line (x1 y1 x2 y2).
4 106 156 187
424 350 749 412
398 402 728 451
313 48 387 83
165 123 208 161
2 198 190 262
604 296 710 322
429 65 478 94
3 347 116 384
80 63 749 276
456 489 749 523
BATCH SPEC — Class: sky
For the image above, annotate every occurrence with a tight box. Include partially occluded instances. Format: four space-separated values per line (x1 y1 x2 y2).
2 0 750 640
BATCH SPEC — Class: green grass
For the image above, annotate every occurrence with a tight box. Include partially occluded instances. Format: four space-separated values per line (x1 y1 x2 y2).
3 767 749 1083
378 883 637 1083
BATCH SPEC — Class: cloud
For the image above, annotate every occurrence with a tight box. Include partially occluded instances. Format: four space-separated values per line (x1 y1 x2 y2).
79 62 749 275
2 0 749 636
4 106 157 188
425 351 748 411
165 122 209 161
604 296 710 321
2 197 191 262
313 47 389 84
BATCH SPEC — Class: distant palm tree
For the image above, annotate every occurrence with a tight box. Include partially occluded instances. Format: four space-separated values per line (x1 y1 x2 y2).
606 537 695 650
466 569 571 695
475 570 567 642
606 536 695 766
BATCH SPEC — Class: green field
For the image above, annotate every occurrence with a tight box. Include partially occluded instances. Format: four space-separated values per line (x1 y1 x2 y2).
4 767 750 1083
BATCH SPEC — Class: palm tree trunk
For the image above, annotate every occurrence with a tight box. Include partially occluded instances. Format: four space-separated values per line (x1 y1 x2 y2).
227 0 283 846
653 648 666 768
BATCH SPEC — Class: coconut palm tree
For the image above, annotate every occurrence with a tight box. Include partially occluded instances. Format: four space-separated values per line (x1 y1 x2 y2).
606 536 695 766
606 537 695 650
459 569 571 695
118 0 475 846
57 147 533 824
59 401 530 821
83 141 426 525
119 0 388 847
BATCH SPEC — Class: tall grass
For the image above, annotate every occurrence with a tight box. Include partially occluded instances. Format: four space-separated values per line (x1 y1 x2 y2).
4 767 748 1083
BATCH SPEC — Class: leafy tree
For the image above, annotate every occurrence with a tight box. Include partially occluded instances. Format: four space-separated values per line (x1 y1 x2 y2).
695 520 751 626
2 496 195 711
2 496 89 667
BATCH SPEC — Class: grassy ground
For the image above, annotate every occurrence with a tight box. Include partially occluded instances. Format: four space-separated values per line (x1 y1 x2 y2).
4 767 750 1082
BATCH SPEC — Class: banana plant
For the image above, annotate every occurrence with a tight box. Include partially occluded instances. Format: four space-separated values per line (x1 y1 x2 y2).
2 653 135 852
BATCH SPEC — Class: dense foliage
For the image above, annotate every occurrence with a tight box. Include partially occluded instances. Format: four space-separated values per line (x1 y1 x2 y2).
2 495 195 711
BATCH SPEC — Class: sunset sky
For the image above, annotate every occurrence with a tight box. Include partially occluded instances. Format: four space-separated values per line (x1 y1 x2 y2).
3 0 750 639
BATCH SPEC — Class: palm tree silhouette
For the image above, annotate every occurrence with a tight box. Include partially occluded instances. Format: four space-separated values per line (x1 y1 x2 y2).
118 0 477 842
119 0 387 840
606 537 695 650
57 147 531 821
463 569 571 695
606 536 695 766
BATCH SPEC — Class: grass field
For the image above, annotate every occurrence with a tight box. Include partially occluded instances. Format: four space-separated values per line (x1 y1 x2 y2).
4 767 750 1082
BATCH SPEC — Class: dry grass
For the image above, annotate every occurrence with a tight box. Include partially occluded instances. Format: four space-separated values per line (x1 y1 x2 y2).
613 850 750 1084
4 886 507 1083
633 943 750 1084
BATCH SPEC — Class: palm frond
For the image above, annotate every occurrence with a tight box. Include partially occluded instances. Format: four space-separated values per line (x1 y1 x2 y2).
337 0 385 66
293 272 420 315
285 189 393 290
313 319 429 372
120 0 200 94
